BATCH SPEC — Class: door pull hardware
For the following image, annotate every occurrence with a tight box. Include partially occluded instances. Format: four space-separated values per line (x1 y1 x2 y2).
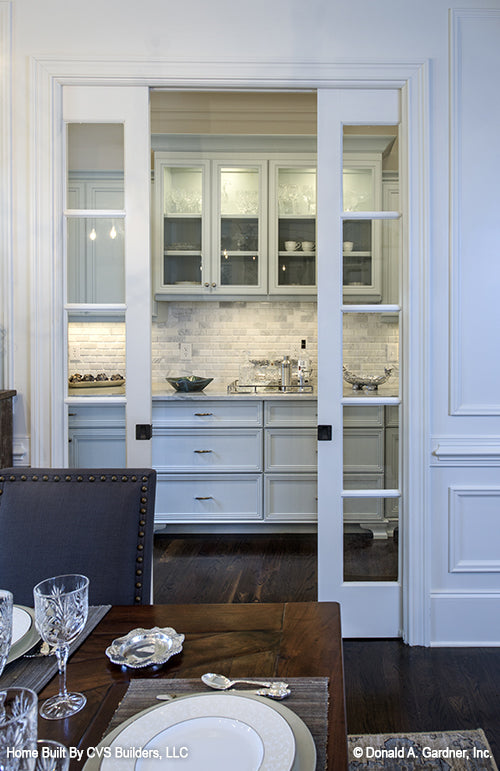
136 424 153 440
317 425 332 441
194 449 213 453
195 496 214 500
194 412 214 417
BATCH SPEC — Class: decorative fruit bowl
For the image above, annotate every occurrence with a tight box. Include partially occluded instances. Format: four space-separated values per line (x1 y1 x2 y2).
166 376 213 392
343 366 393 391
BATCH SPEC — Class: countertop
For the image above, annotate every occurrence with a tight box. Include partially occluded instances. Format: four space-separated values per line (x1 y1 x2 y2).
67 383 398 400
152 384 317 400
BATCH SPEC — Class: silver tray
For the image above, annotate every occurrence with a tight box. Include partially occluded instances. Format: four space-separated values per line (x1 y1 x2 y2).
105 626 184 668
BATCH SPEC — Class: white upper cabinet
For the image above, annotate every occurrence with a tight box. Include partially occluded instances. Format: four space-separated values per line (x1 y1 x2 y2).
154 153 267 296
154 148 388 301
268 160 317 295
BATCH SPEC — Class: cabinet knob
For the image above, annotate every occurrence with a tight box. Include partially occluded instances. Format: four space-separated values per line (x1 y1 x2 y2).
194 449 213 453
204 282 210 287
211 282 216 287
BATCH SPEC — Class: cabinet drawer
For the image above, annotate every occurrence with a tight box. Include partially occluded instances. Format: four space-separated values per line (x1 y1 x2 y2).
153 400 262 427
155 474 262 522
264 428 317 472
264 400 317 427
153 428 262 472
264 474 317 521
67 404 125 428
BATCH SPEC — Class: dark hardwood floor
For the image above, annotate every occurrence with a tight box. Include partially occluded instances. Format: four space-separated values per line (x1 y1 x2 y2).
153 533 500 762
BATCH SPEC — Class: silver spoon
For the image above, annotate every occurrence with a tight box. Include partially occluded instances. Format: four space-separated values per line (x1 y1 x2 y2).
201 672 288 691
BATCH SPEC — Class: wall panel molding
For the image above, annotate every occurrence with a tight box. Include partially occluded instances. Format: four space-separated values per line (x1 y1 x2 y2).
449 9 500 414
449 486 500 572
432 436 500 466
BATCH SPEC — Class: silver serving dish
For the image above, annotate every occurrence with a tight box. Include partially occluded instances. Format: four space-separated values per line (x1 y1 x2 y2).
105 626 184 668
343 365 393 391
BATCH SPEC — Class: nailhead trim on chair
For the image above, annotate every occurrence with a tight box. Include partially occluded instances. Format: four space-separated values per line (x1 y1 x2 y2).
0 470 153 605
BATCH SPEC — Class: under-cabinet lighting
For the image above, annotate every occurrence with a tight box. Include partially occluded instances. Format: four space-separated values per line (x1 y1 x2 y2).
109 225 117 240
89 228 97 241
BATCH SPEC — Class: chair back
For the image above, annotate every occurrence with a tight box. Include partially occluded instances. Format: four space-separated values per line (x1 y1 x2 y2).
0 468 156 606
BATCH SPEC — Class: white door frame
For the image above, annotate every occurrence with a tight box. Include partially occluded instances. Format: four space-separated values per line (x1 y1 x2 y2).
29 56 430 644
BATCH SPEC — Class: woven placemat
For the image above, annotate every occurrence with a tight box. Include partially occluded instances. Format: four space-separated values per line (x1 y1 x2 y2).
0 604 111 692
104 677 329 769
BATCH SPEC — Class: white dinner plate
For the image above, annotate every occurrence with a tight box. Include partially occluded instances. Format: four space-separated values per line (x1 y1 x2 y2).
6 605 40 664
100 693 295 771
83 693 315 771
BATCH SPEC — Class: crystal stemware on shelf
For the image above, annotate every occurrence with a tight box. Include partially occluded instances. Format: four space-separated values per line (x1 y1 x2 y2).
0 590 13 679
0 688 38 771
33 574 89 720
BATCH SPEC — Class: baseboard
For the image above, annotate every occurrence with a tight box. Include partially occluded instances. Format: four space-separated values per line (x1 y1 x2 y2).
431 591 500 645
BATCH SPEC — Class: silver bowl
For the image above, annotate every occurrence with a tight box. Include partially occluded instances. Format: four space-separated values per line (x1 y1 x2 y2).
105 626 184 668
343 366 393 391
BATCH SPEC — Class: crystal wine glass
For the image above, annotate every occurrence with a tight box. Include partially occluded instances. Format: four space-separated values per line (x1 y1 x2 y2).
33 574 89 720
0 590 13 678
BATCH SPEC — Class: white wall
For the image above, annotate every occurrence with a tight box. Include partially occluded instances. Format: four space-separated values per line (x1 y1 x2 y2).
4 0 500 643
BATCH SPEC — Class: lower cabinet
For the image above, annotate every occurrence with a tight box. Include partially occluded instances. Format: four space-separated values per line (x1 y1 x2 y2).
152 398 318 526
68 405 126 467
68 399 398 534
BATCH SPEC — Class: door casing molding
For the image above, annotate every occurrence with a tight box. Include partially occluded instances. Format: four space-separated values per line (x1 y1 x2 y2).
29 56 430 644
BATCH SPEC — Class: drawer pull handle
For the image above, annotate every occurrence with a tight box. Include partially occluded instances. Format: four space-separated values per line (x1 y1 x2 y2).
195 496 213 500
194 412 214 417
194 449 213 453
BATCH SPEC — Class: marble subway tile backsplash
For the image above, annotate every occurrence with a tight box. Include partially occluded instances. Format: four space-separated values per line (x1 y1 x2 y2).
152 301 318 389
68 302 399 391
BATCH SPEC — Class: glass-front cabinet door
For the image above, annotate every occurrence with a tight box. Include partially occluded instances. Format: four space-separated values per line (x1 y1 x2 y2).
269 161 317 294
215 162 266 294
154 154 266 295
160 161 208 289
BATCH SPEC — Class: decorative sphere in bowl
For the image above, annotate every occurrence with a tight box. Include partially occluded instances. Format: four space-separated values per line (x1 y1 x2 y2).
166 376 213 392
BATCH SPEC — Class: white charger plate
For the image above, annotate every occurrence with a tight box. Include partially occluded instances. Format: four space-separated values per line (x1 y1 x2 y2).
100 693 295 771
83 692 316 771
6 605 40 664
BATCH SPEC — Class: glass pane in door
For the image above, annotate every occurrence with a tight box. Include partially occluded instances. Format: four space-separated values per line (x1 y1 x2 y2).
66 124 125 303
67 315 126 396
343 313 399 396
67 216 125 303
67 124 124 208
343 126 399 213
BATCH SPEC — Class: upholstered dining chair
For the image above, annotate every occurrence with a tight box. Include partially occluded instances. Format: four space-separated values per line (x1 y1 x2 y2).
0 468 156 606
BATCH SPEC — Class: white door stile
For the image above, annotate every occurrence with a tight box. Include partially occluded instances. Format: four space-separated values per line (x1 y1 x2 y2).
62 86 152 467
317 87 403 637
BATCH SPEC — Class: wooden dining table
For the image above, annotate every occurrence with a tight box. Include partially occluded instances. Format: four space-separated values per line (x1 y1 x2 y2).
37 601 348 770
